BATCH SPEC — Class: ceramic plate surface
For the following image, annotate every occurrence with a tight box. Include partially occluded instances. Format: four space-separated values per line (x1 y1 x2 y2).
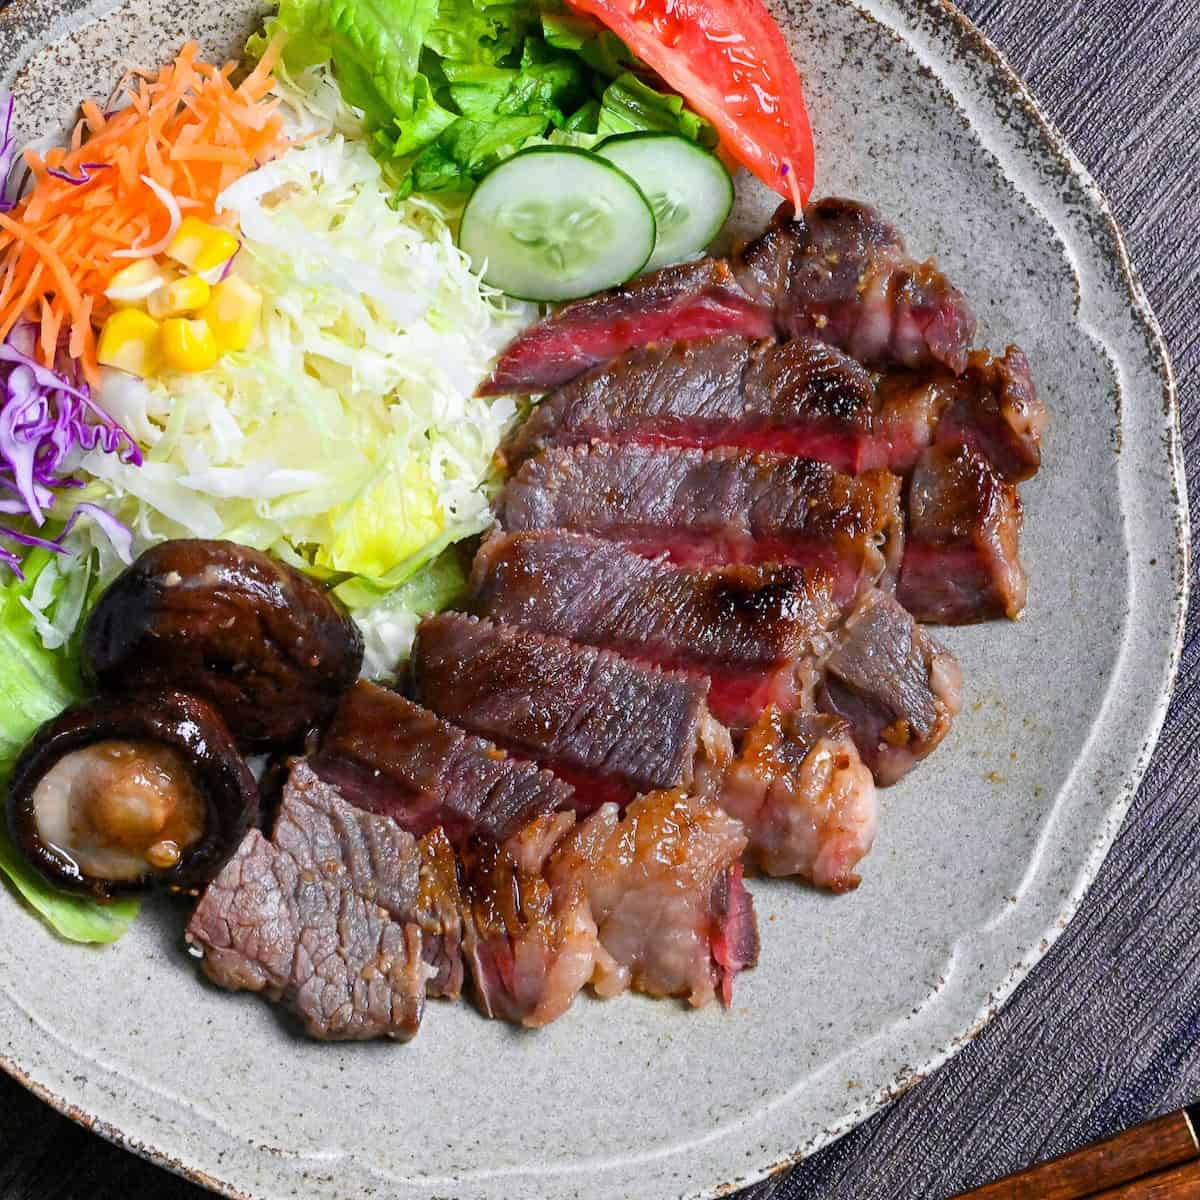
0 1 1187 1197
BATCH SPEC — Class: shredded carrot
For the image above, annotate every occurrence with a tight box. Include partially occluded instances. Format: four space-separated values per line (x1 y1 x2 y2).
0 38 289 384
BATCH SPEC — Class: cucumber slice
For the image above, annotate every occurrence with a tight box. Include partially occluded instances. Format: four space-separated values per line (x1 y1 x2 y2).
597 133 734 270
458 147 657 302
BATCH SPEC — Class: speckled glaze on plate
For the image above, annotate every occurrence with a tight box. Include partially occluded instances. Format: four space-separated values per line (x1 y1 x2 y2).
0 1 1187 1197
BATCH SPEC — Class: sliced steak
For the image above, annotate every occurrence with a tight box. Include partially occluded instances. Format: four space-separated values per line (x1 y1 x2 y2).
736 199 977 374
185 762 430 1041
872 346 1046 483
934 347 1046 482
459 811 599 1027
547 789 758 1007
481 199 976 396
411 613 732 811
479 258 773 397
497 443 904 601
709 863 760 1004
817 590 963 785
271 761 421 919
471 529 843 729
501 336 878 474
721 708 878 890
312 682 571 844
898 443 1026 624
415 827 466 1000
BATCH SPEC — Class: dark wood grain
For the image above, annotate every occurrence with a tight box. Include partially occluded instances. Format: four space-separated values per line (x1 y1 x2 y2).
958 1110 1199 1200
1091 1161 1200 1200
1 1 1198 1198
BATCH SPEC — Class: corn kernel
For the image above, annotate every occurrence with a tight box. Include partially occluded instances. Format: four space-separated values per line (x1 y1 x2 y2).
104 260 168 307
161 318 219 373
201 277 262 352
147 274 212 319
97 309 161 376
166 217 239 274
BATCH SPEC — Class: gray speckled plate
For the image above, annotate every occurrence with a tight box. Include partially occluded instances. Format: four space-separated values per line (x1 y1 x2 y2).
0 1 1187 1197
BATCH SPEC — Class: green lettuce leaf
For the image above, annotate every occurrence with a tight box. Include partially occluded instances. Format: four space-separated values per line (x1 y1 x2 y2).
425 0 536 65
541 11 632 77
409 112 547 191
0 838 140 945
0 550 140 944
597 72 718 145
266 0 441 124
257 0 713 196
332 516 484 608
444 53 587 124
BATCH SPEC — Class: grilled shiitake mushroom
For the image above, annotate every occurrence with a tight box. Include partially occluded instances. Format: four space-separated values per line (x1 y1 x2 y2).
7 692 258 900
82 539 364 747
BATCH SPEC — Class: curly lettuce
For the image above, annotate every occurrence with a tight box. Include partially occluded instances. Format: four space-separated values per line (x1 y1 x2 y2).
0 550 139 944
255 0 714 195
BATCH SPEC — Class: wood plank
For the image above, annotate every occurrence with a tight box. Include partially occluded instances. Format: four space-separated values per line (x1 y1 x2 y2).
1091 1161 1200 1200
957 1111 1199 1200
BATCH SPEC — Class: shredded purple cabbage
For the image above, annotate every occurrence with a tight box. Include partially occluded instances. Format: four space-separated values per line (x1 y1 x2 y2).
0 325 141 578
45 161 111 186
0 93 17 212
217 243 242 283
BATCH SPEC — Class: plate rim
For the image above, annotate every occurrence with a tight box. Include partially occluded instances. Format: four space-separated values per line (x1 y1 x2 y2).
0 0 1188 1196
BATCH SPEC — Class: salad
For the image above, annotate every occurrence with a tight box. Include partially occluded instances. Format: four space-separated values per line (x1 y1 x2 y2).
0 0 814 940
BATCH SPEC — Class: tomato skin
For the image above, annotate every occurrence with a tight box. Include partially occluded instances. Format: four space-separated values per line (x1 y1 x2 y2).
566 0 815 206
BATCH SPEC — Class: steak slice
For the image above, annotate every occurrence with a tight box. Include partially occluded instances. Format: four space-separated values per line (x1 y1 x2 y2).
478 258 773 397
497 443 904 602
480 199 976 397
185 762 430 1041
411 613 732 810
415 827 467 1000
721 708 878 891
934 347 1047 483
817 590 963 785
501 335 878 474
471 529 843 729
459 811 600 1028
736 199 977 374
312 682 571 844
547 789 758 1008
872 347 1046 483
898 443 1026 624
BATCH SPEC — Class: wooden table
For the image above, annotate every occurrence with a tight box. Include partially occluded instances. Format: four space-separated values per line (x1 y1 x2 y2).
2 1 1197 1197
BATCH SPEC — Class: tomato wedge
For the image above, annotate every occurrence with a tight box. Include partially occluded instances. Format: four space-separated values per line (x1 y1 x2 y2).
565 0 815 207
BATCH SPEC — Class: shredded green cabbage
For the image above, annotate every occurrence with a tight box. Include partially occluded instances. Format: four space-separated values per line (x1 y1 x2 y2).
43 74 532 676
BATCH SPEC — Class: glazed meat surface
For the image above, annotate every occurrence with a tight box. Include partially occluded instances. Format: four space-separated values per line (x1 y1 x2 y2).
312 682 571 843
547 789 758 1008
898 443 1026 623
933 347 1046 483
478 258 773 397
874 347 1046 482
817 590 963 785
415 827 466 1000
459 811 599 1028
411 614 730 809
497 444 903 602
471 529 842 728
722 709 878 890
736 199 977 374
185 763 431 1040
501 336 877 473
